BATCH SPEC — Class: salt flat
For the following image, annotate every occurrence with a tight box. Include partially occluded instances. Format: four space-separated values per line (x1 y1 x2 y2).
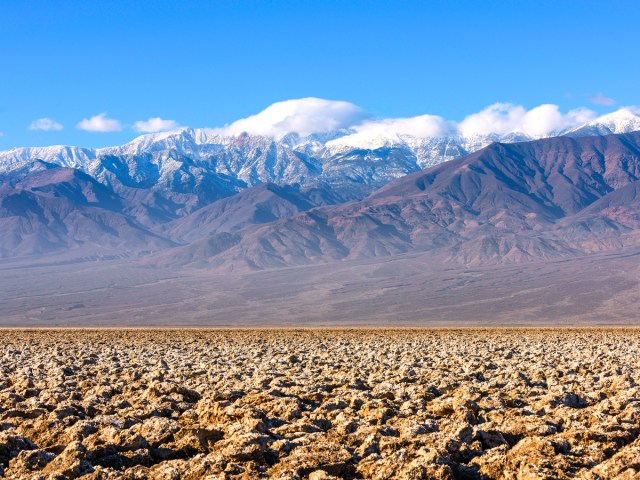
1 329 639 479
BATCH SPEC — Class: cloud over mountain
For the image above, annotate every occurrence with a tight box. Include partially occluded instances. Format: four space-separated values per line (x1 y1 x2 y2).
217 97 370 137
33 99 637 146
209 98 605 141
354 114 454 138
457 103 596 138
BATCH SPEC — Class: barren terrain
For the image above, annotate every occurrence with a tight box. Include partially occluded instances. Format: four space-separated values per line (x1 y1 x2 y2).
1 329 639 479
2 247 640 327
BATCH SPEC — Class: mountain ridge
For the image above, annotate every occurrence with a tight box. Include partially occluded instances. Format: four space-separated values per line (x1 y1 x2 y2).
2 109 639 203
1 121 640 268
152 132 640 271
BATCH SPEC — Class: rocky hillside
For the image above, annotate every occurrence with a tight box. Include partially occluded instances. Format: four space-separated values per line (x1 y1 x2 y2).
155 132 640 270
2 130 640 267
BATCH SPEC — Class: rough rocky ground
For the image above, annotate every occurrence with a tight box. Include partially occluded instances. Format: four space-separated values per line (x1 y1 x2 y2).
0 329 639 479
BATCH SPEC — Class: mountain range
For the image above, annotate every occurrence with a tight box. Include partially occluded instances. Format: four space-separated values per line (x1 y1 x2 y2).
1 108 640 270
152 131 640 270
3 108 639 204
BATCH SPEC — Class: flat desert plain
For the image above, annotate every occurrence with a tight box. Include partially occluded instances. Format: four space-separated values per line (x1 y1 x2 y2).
1 329 639 479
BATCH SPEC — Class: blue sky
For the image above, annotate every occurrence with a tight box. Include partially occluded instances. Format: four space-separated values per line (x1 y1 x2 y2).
1 0 638 149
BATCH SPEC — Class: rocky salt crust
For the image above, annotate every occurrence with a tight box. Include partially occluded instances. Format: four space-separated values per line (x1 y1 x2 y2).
0 329 639 479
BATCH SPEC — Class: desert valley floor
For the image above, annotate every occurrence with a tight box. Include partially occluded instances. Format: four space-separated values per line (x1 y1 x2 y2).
1 246 640 326
0 328 639 479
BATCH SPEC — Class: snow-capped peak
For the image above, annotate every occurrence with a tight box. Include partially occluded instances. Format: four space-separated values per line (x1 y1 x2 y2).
1 106 640 194
565 108 640 137
590 108 640 133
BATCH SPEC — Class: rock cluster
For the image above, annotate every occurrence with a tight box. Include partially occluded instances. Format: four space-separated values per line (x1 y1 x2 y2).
0 329 639 479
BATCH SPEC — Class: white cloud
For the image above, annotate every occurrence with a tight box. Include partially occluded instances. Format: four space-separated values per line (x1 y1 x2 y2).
564 107 599 126
354 114 454 138
28 118 63 131
458 103 597 138
76 112 122 132
520 104 593 138
520 104 567 137
458 103 527 137
134 117 180 133
218 97 370 137
209 98 606 141
327 103 603 147
328 114 455 149
588 93 616 106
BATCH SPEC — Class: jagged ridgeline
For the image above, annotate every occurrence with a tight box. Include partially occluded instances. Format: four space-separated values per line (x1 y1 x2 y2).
1 110 640 266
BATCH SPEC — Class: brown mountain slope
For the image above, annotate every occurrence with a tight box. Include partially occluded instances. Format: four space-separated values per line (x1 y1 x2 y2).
0 167 174 258
162 182 349 243
153 132 640 270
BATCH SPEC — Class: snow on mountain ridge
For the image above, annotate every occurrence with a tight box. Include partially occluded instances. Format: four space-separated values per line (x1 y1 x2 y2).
565 108 640 136
1 108 639 194
0 145 96 171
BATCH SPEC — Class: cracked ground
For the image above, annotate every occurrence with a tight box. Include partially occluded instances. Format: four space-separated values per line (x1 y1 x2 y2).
1 329 639 479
